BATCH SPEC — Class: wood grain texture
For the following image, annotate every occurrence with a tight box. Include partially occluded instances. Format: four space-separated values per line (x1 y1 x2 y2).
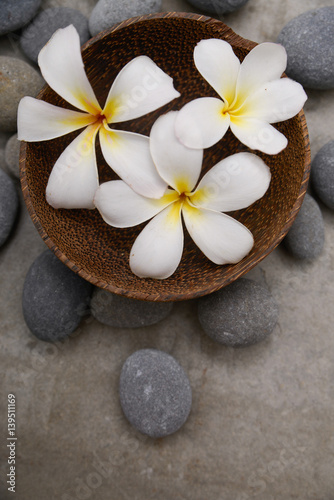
20 12 311 301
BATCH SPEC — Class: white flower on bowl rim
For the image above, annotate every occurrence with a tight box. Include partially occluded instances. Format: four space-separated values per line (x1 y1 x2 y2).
174 38 308 155
94 111 272 279
17 25 180 209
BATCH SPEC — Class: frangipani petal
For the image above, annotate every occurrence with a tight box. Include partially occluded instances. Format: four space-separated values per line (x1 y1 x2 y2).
38 25 101 115
238 78 307 124
103 56 180 123
182 204 254 265
130 202 184 279
150 111 203 193
94 181 178 228
194 38 240 105
175 97 230 149
191 152 271 212
17 97 97 142
230 118 287 154
46 123 100 209
236 42 287 103
99 125 167 199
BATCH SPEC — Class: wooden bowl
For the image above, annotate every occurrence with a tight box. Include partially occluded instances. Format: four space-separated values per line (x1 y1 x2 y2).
20 12 311 302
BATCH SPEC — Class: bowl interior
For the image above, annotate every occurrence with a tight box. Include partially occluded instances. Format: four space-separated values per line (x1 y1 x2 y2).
20 13 310 301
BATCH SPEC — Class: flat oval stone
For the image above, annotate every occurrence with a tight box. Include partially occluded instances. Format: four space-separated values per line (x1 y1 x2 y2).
198 278 279 347
310 140 334 210
284 193 325 260
0 57 43 133
277 7 334 90
89 0 162 37
21 7 90 63
22 250 93 342
5 134 20 179
91 288 173 328
185 0 249 14
0 169 19 247
119 349 192 438
0 0 42 36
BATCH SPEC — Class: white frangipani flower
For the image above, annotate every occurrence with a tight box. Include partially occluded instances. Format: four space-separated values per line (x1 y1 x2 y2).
175 39 308 155
17 25 180 209
94 111 272 279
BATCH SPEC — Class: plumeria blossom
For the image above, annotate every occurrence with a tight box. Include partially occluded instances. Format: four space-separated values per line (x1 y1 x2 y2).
94 111 271 279
175 38 308 155
17 25 180 209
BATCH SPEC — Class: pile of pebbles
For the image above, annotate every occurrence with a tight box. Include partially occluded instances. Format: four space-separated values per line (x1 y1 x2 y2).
1 2 334 438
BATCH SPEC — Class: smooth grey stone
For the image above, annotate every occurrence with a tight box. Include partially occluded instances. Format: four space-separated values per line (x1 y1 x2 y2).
89 0 162 37
91 288 173 328
0 169 19 247
5 134 21 179
0 133 10 176
284 193 325 260
119 349 192 438
0 56 43 133
198 278 279 347
185 0 249 14
277 7 334 90
22 250 93 342
311 140 334 210
21 7 90 63
0 130 11 150
0 0 42 36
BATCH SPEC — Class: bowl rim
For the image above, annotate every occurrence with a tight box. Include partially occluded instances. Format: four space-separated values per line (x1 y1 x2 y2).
20 11 311 301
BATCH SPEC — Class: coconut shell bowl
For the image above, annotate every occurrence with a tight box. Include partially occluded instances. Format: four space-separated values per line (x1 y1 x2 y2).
20 12 310 302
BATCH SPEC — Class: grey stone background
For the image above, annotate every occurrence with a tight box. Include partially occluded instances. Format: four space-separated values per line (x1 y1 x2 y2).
1 0 334 499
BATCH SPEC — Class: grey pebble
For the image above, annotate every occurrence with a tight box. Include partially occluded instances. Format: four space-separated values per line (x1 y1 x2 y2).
89 0 162 37
119 349 192 438
277 7 334 90
0 0 42 36
0 131 11 149
0 56 43 133
91 288 173 328
22 250 93 342
284 193 325 260
185 0 249 14
5 134 21 179
21 7 90 63
310 140 334 210
0 169 19 248
0 131 12 164
198 278 279 347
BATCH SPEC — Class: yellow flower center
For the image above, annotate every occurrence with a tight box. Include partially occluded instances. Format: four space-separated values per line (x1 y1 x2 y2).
222 96 245 119
174 190 195 211
94 113 107 126
159 177 199 217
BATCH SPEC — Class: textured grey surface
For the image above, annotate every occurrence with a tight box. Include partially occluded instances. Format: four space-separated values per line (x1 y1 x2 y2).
119 349 192 437
311 139 334 210
198 278 279 346
0 169 19 247
185 0 249 14
22 250 93 342
89 0 162 36
41 0 98 17
4 134 20 179
0 0 42 36
0 56 43 132
91 288 174 328
0 0 334 499
21 7 90 63
277 7 334 90
284 193 325 260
